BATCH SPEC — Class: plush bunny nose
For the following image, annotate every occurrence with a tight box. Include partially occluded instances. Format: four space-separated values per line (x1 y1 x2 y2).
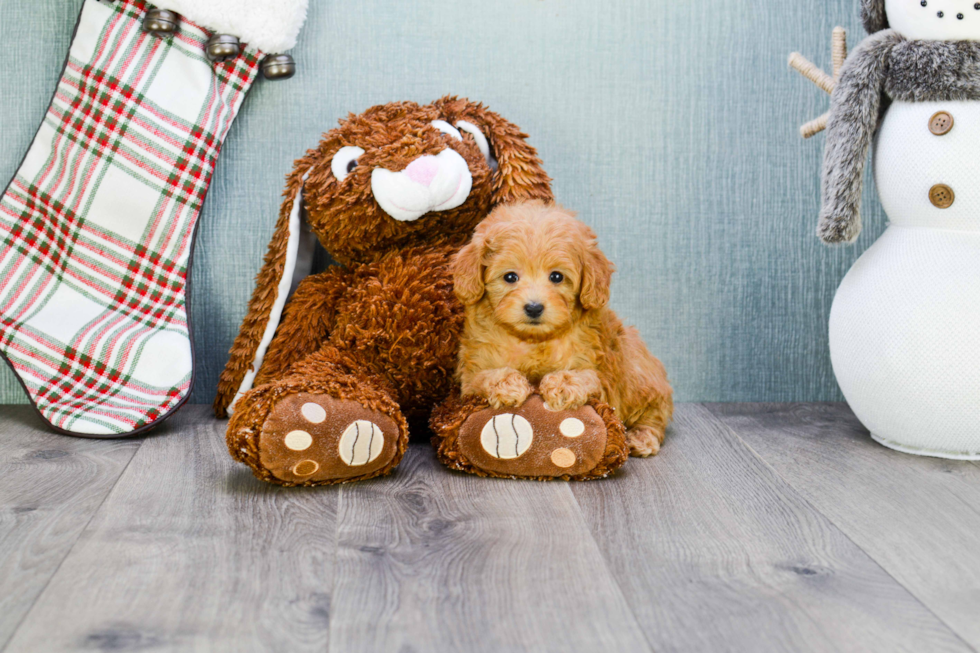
403 156 440 187
524 302 545 319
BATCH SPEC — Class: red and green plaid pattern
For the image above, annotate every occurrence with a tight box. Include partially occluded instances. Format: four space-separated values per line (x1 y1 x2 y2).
0 0 261 435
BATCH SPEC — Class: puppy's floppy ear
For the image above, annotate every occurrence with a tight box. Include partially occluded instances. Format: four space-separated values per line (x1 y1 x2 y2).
452 233 487 305
580 233 614 311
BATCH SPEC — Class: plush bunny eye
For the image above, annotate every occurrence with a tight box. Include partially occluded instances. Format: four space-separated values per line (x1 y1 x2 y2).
503 272 519 284
331 146 366 181
549 271 564 284
431 120 463 141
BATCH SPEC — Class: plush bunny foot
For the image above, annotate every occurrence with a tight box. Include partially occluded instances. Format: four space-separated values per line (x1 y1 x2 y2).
227 381 409 486
430 394 628 481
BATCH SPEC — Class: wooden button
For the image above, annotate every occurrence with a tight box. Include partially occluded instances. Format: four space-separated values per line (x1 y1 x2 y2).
929 111 954 136
929 184 955 209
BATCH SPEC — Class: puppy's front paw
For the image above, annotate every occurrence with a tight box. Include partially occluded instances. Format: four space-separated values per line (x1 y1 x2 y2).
475 368 533 409
626 425 664 457
539 370 601 412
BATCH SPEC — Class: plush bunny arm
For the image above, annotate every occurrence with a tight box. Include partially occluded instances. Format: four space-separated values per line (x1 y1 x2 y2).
819 30 901 244
251 267 354 387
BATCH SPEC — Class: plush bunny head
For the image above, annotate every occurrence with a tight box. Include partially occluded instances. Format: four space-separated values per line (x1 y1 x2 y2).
865 0 980 39
276 96 552 268
214 97 552 416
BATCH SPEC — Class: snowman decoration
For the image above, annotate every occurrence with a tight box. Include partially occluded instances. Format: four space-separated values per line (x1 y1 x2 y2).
792 0 980 459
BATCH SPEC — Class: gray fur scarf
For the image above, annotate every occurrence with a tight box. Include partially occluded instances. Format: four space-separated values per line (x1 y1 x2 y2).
820 31 980 243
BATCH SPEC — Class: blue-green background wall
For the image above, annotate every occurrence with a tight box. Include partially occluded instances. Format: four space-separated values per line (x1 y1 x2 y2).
0 0 885 405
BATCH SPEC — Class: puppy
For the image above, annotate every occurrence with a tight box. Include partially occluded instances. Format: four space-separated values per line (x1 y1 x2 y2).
452 201 673 456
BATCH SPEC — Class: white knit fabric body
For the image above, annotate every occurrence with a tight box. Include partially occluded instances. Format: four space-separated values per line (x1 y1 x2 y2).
829 100 980 459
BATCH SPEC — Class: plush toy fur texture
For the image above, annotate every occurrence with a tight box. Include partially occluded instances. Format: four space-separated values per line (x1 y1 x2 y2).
862 0 888 34
820 31 980 243
154 0 308 53
429 393 628 481
215 98 552 417
217 98 553 485
452 202 673 456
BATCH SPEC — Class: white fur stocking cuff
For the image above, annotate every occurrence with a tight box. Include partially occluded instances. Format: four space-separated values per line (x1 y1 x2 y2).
153 0 309 53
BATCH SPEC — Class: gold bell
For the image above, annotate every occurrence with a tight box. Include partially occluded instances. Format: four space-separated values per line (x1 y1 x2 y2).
206 34 242 62
143 8 179 36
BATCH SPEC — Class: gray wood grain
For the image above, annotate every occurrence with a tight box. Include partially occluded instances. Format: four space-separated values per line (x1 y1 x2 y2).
4 404 978 652
3 406 337 653
572 404 971 653
0 406 140 650
708 402 980 650
330 444 651 653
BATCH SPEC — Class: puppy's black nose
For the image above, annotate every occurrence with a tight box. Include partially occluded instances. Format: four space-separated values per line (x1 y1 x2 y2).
524 302 545 319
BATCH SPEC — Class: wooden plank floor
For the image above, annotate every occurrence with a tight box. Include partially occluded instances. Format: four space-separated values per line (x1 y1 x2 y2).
0 403 977 653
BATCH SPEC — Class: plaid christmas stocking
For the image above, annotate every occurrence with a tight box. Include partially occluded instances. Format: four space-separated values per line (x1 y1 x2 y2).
0 0 307 436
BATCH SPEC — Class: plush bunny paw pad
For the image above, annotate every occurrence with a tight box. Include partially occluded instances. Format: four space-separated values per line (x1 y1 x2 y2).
257 393 400 484
433 395 628 480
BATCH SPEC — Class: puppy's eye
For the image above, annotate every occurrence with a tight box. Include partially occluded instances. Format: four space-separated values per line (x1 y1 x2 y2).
549 271 564 284
331 146 366 182
503 272 519 284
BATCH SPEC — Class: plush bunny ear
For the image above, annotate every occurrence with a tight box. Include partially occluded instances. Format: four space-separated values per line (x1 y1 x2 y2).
431 96 553 205
213 163 318 418
862 0 888 33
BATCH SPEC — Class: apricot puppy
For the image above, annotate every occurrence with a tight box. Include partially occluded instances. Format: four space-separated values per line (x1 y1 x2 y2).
452 201 673 456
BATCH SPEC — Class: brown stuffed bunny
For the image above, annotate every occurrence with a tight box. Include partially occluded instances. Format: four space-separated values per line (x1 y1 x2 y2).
215 97 627 486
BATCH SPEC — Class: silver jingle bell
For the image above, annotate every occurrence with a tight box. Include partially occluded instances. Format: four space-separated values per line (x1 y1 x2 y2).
143 8 179 36
206 34 242 62
261 54 296 81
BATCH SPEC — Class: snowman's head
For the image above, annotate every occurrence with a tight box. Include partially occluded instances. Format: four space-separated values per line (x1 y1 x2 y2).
864 0 980 40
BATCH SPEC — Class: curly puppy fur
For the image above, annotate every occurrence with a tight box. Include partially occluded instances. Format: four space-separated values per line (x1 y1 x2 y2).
215 97 552 485
452 202 673 456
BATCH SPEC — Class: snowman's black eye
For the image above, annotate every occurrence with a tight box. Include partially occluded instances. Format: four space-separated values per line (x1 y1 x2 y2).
921 0 927 6
975 2 979 10
503 272 519 284
958 12 965 19
938 11 945 17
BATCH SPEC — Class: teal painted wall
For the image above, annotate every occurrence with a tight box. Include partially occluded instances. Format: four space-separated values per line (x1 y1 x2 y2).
0 0 885 405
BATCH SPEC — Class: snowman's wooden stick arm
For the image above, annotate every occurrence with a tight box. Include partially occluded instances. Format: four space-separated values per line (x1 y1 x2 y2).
819 30 899 245
789 53 836 95
801 112 830 140
832 26 847 80
789 27 846 138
